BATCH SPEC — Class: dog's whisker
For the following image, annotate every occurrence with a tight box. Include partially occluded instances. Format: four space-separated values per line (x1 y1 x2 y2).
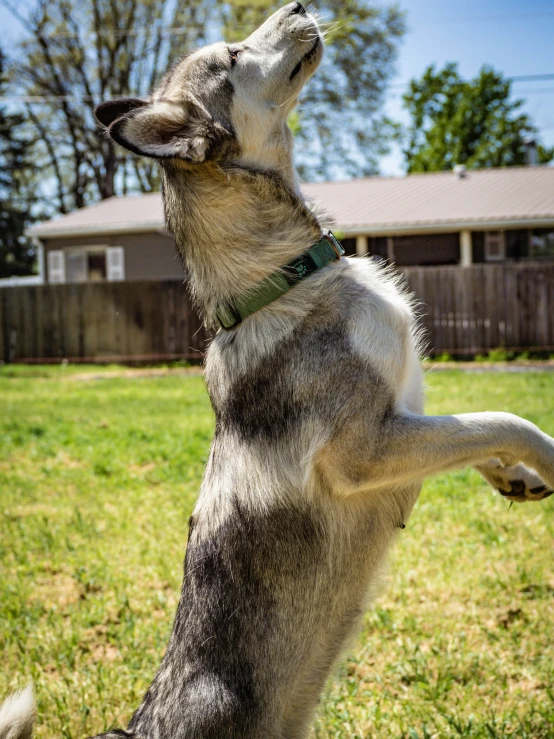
279 90 300 108
317 22 343 31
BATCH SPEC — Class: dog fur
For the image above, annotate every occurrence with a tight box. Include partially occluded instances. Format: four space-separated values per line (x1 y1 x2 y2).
3 4 554 738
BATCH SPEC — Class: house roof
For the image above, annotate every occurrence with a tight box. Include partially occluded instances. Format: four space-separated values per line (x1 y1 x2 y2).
29 166 554 240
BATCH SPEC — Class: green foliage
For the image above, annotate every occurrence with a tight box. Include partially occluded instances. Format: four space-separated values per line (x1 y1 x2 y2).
3 0 406 214
475 349 514 363
0 49 38 276
218 0 407 178
432 352 454 363
402 63 554 173
1 367 553 738
292 0 406 180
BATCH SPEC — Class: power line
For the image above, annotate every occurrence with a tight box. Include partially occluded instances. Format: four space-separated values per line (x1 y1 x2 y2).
506 74 554 83
1 8 553 43
15 25 232 41
514 87 554 95
3 74 554 105
388 73 554 90
416 11 554 25
0 95 97 103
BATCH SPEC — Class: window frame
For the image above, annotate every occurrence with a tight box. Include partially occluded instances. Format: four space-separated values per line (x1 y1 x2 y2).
484 231 506 262
47 245 126 283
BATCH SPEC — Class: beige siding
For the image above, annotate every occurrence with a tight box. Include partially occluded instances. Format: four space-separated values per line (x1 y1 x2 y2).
42 232 184 282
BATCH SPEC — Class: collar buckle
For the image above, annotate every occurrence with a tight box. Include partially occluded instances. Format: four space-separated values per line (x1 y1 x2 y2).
215 231 345 331
322 231 345 260
216 302 243 330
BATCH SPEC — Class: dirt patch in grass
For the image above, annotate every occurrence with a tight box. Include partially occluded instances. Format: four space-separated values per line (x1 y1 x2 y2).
72 367 204 381
31 571 82 611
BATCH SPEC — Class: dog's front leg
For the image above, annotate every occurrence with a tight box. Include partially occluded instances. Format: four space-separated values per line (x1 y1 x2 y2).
474 459 553 502
329 412 554 498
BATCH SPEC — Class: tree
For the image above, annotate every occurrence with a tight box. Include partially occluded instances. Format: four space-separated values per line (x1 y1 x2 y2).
402 63 554 173
1 0 406 214
1 0 211 213
223 0 407 180
0 49 38 277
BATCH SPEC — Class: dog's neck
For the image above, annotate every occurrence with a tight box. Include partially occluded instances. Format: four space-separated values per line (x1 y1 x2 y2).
162 160 323 328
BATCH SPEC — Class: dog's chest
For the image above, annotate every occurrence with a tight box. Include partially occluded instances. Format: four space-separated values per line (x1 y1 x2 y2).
206 319 391 446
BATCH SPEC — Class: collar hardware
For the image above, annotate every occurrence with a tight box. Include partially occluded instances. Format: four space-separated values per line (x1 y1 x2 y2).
322 231 344 260
216 230 345 331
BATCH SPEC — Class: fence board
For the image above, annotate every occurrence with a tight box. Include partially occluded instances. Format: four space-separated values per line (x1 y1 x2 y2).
0 263 553 363
0 280 206 363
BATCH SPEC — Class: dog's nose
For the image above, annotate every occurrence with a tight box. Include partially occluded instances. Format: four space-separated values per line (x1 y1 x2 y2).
290 2 306 16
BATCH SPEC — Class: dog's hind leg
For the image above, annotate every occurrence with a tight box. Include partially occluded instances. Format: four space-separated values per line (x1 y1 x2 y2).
0 687 35 739
330 412 554 498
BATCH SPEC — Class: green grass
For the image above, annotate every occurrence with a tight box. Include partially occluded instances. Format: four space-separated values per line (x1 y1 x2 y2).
1 368 553 738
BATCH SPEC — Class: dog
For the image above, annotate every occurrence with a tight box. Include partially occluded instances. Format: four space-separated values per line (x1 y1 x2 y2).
3 3 554 738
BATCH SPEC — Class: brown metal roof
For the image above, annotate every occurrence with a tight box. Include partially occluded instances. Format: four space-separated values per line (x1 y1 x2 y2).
29 166 554 240
29 192 165 239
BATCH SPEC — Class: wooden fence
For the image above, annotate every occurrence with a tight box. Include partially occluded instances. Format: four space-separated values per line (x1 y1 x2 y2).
398 262 554 356
0 280 207 364
1 262 553 363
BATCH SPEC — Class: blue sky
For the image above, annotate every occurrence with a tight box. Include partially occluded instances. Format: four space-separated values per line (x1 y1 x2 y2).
382 0 554 174
1 0 553 178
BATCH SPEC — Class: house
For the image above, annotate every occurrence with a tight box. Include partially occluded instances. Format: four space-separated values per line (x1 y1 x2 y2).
27 194 179 284
27 166 554 284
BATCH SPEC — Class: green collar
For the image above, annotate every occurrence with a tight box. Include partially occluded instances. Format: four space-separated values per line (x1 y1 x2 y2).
216 231 345 330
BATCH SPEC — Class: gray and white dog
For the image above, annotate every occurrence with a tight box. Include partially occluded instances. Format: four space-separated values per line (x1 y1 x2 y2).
2 4 554 739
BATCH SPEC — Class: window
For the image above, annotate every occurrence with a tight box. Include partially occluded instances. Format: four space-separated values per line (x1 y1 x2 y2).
484 231 505 261
66 252 88 282
529 228 554 259
88 252 107 281
47 246 125 283
340 238 357 257
389 233 460 266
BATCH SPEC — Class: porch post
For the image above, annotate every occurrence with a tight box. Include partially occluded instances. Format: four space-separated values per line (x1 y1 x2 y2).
386 237 395 263
460 230 473 266
356 235 368 257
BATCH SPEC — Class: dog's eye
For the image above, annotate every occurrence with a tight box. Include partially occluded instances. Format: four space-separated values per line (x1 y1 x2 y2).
229 49 241 67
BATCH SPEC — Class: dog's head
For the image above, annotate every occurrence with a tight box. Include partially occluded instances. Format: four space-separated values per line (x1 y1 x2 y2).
95 3 322 177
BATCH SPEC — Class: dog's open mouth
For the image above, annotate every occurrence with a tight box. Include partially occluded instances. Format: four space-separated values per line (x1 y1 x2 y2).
289 36 320 81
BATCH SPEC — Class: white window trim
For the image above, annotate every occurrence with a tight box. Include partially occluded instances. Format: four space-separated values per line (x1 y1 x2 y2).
47 250 66 283
106 246 125 281
484 231 506 262
47 245 126 283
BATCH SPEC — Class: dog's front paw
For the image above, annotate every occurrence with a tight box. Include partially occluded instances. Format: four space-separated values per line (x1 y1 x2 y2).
478 461 554 503
498 478 553 503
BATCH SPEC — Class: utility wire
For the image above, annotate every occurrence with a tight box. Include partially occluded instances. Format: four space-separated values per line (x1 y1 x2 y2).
3 74 554 105
419 10 554 25
1 9 553 42
388 73 554 90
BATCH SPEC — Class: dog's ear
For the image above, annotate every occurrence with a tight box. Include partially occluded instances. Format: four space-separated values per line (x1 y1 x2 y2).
94 99 148 128
95 97 234 163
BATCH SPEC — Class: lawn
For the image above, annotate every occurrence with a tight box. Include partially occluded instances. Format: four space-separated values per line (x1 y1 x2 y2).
1 366 553 739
